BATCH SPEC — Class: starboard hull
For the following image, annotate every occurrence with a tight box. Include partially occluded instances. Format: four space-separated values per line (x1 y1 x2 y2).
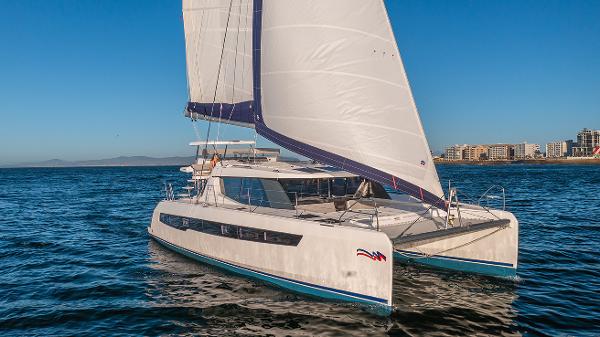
391 211 519 278
394 250 516 278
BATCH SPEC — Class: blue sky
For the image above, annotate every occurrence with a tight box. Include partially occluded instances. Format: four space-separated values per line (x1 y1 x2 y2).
0 0 598 164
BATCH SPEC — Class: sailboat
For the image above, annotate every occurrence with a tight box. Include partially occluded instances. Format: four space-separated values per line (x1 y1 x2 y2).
148 0 519 312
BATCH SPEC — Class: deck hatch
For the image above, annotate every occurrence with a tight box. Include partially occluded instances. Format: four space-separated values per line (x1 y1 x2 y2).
159 213 302 246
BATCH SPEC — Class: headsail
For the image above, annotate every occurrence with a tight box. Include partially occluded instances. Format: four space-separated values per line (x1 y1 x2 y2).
252 0 446 208
183 0 255 127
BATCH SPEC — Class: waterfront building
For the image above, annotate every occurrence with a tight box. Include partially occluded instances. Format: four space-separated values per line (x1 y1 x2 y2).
465 145 489 161
445 144 467 161
572 146 589 157
546 140 573 158
488 144 512 160
514 142 540 159
573 129 600 157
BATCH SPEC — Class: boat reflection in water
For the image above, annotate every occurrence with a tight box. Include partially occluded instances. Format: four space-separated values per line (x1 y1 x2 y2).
146 239 518 336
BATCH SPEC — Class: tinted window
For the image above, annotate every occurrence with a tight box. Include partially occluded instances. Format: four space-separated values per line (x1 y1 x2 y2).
330 178 347 197
279 177 388 201
159 213 302 246
345 177 362 196
279 178 329 201
221 177 293 209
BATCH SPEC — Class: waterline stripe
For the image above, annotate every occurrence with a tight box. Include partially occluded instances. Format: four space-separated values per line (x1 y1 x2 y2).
396 250 513 267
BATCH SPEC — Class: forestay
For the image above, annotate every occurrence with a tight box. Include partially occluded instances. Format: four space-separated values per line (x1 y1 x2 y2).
253 0 446 208
183 0 255 126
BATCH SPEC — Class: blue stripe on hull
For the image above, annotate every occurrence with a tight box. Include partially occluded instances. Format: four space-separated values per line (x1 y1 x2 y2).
149 233 392 313
394 250 516 278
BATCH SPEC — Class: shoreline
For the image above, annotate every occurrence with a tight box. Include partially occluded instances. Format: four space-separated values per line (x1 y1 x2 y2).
434 159 600 165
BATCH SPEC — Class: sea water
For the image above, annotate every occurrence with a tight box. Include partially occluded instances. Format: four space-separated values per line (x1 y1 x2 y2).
0 165 598 336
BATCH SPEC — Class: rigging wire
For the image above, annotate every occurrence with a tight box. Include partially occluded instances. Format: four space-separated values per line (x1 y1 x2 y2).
246 0 259 161
199 0 235 170
218 0 245 149
216 0 241 150
188 4 207 142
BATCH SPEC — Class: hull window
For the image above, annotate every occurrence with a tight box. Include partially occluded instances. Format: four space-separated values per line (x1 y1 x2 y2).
159 213 302 246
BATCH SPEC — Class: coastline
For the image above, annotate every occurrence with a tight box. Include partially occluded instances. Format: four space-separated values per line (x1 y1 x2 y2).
3 159 600 169
434 158 600 165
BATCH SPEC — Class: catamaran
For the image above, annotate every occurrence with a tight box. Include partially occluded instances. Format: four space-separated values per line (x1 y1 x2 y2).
149 0 519 312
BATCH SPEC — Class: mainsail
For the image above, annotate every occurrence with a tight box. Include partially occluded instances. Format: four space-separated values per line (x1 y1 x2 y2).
183 0 254 127
182 0 447 208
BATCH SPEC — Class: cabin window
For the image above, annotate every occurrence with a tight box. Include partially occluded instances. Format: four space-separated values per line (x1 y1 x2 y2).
238 227 263 241
279 179 329 202
279 177 389 203
345 177 363 195
200 221 222 236
159 213 302 246
330 177 363 196
221 177 294 209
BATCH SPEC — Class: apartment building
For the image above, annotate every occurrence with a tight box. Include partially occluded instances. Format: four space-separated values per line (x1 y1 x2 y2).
546 140 573 158
445 144 467 161
573 129 600 157
514 142 540 159
487 144 512 160
464 145 489 161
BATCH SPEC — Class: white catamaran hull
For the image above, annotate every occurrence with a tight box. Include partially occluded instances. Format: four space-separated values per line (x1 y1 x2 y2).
148 200 394 310
393 211 519 278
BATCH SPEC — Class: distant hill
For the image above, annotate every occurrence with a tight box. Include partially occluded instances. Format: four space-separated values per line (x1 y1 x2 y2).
3 156 196 168
2 155 303 168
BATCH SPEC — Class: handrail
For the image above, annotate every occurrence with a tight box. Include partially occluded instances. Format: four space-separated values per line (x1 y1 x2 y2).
337 198 361 223
392 218 510 246
168 181 505 230
337 197 381 229
478 185 506 211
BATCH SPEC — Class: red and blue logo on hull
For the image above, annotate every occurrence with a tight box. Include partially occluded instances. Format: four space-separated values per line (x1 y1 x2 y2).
356 249 386 262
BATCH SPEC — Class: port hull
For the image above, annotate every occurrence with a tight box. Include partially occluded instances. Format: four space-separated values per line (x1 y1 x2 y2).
150 234 391 311
148 201 394 311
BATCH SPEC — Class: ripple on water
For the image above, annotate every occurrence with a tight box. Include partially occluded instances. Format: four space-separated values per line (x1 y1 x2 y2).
0 165 599 336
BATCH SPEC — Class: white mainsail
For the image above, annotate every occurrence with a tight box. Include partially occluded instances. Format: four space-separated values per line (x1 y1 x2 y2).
255 0 445 203
183 0 254 126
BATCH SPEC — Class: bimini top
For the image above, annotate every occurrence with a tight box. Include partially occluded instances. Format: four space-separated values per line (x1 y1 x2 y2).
211 161 356 180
